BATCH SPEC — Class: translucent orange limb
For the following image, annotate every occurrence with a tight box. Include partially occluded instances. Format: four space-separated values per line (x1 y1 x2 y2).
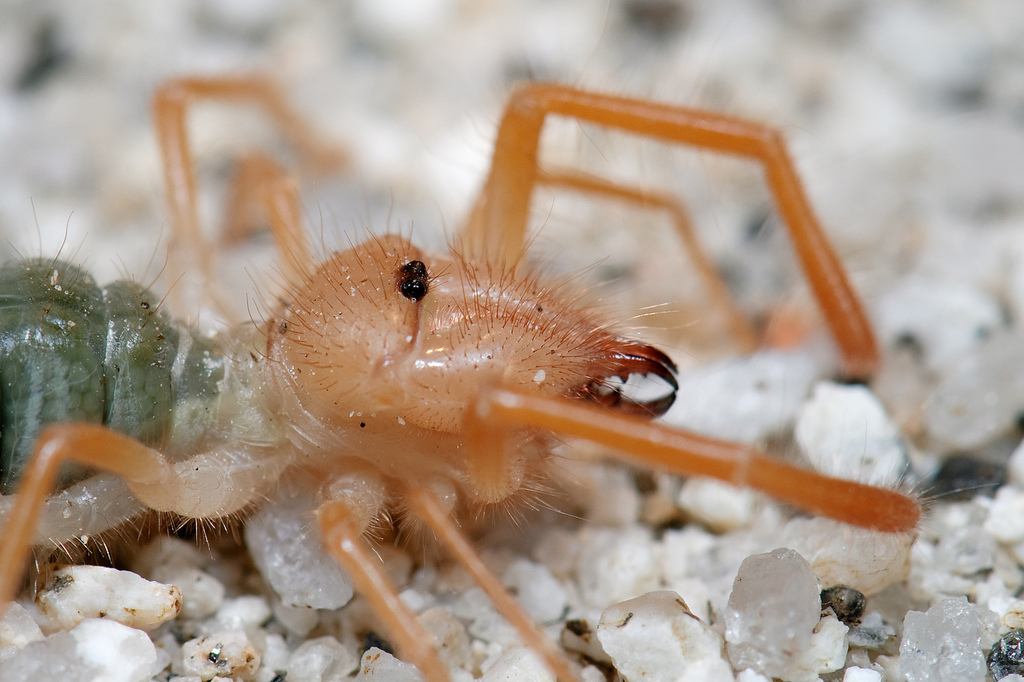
0 424 170 614
405 486 579 682
468 387 920 535
536 168 758 353
465 83 878 379
221 152 315 285
316 501 451 682
152 76 344 315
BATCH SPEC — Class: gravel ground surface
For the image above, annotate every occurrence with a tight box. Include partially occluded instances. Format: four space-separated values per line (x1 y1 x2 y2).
2 2 1024 681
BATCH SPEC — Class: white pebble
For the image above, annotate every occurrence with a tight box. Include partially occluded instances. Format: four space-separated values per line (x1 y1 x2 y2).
175 631 261 680
975 574 1015 619
932 512 996 577
152 632 180 677
900 597 987 681
480 647 554 682
399 587 432 613
355 647 424 681
843 666 882 682
925 328 1024 449
211 595 272 631
659 526 717 586
72 619 159 682
503 558 567 624
676 477 755 531
0 602 43 648
780 517 912 596
795 382 907 486
869 346 930 437
418 607 471 671
287 636 359 682
661 578 712 625
662 350 820 443
271 599 320 637
675 657 735 681
244 492 354 609
257 633 289 682
792 614 849 680
0 618 158 682
597 590 724 682
873 654 902 680
131 536 207 576
985 485 1024 543
150 565 224 620
575 526 660 608
0 630 85 680
474 640 507 678
532 527 580 580
873 275 1002 371
37 565 181 631
451 588 517 645
1001 600 1024 629
572 463 642 526
724 548 820 680
735 670 770 682
847 612 897 650
907 540 968 604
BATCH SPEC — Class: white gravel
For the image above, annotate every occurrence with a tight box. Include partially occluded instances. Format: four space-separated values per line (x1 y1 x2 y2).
3 1 1024 681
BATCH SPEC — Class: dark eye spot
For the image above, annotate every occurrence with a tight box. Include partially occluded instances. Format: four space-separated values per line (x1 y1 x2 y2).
398 260 429 302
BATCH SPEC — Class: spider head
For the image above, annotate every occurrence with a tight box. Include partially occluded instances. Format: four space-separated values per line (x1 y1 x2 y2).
267 235 677 440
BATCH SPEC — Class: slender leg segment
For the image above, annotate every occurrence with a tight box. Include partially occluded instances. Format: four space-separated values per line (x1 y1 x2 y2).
317 500 451 682
465 83 878 379
406 486 580 682
536 168 758 353
0 424 171 613
222 152 315 286
0 424 290 615
152 76 345 316
466 386 920 535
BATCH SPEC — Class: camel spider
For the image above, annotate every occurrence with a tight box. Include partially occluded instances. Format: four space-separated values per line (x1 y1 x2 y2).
0 77 920 682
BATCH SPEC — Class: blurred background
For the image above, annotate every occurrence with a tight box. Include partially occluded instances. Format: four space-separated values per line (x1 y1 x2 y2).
0 0 1022 358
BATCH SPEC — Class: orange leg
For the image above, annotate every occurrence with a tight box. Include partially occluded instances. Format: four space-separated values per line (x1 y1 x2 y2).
464 83 878 380
466 386 920 535
536 168 758 353
405 485 580 682
0 424 170 614
0 422 291 617
221 152 315 285
317 500 451 682
152 76 345 316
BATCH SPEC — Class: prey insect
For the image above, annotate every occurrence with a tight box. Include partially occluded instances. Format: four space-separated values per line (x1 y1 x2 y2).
0 77 920 682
